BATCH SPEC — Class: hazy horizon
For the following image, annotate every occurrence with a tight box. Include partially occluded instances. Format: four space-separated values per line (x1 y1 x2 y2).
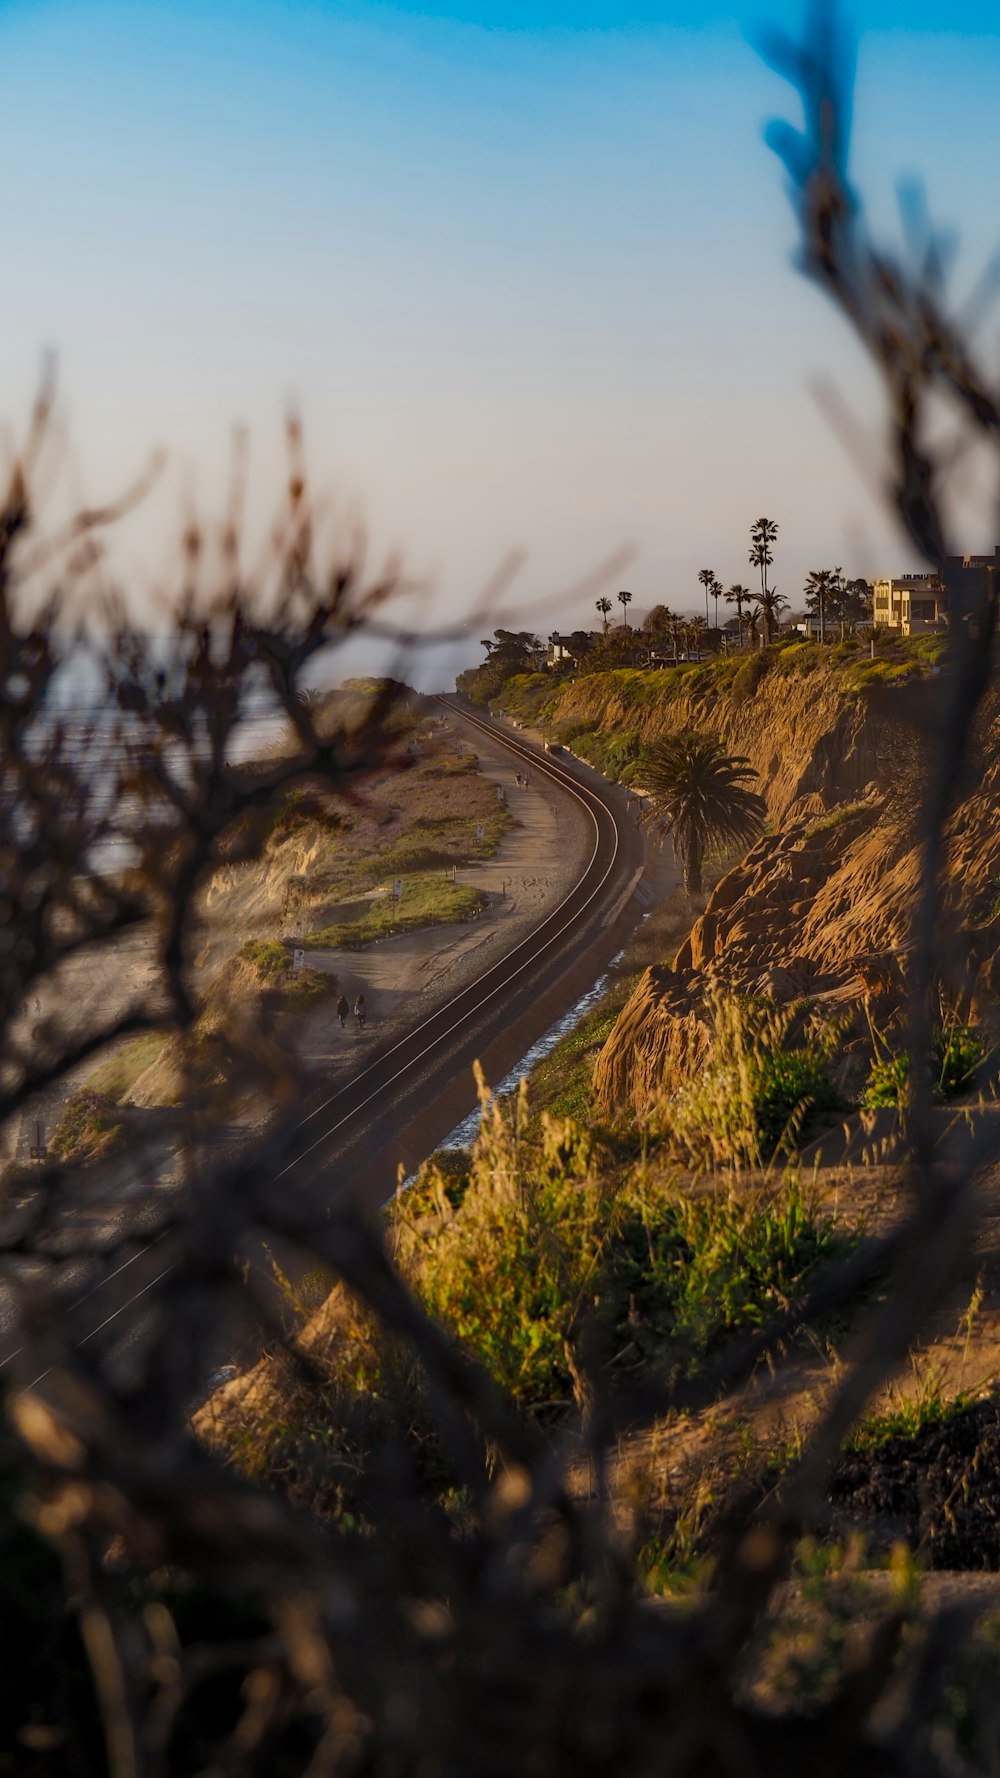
6 0 1000 637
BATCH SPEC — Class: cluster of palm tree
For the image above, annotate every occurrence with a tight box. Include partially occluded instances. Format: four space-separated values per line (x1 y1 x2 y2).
592 519 874 660
597 518 787 656
802 567 873 640
595 590 634 637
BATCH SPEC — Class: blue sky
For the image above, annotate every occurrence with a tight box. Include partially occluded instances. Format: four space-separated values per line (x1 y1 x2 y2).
3 0 1000 665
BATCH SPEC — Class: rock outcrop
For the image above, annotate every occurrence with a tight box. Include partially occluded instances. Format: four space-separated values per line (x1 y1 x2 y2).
595 720 1000 1117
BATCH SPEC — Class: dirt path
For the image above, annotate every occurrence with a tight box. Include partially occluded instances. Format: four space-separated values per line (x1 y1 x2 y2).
290 716 592 1069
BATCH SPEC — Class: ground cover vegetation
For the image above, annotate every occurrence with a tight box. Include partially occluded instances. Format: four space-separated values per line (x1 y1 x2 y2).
245 705 514 942
10 9 1000 1774
301 872 486 949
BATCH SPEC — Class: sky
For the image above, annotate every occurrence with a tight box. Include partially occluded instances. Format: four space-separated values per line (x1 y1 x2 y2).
3 0 1000 682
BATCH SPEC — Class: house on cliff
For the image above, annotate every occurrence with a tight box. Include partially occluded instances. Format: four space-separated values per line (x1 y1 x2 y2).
874 545 1000 635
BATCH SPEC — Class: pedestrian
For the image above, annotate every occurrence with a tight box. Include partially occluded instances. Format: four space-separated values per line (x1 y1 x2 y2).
33 997 40 1016
336 993 349 1029
354 992 366 1031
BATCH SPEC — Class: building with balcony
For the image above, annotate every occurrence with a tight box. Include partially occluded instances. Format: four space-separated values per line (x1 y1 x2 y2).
873 547 1000 634
872 573 943 634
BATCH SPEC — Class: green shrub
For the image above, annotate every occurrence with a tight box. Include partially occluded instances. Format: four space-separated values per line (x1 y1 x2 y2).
240 938 291 979
50 1090 123 1160
751 1048 840 1152
731 651 771 703
901 633 950 666
602 1177 846 1382
861 1054 910 1109
776 642 824 676
937 1023 985 1096
862 1023 985 1107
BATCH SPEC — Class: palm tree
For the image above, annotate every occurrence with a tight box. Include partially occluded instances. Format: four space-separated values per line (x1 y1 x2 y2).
828 566 847 638
841 577 873 634
617 589 632 634
749 517 779 625
711 575 723 634
637 731 766 897
797 565 829 643
596 596 612 637
752 584 788 644
697 567 716 628
686 614 710 658
724 583 752 647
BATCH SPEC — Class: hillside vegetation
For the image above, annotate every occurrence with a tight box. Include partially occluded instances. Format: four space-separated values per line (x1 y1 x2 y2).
489 634 946 822
204 644 1000 1615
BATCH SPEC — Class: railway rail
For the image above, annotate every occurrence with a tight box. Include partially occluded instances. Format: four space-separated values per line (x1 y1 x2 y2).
3 698 644 1384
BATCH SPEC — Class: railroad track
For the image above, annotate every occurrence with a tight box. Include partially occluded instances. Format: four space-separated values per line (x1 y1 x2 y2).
3 699 642 1385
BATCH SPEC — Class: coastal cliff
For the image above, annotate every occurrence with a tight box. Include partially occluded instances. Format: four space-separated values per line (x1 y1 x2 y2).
500 652 1000 1117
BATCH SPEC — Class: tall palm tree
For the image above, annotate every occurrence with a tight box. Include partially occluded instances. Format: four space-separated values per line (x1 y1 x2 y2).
595 596 612 637
617 588 632 633
749 517 779 622
724 583 752 647
698 567 716 628
711 575 723 634
637 731 766 897
828 566 847 638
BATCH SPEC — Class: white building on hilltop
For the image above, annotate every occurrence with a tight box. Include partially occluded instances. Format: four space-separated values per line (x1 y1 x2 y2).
872 572 944 635
872 548 1000 634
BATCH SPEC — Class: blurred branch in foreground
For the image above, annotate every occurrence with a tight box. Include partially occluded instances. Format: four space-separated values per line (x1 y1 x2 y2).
5 6 1000 1767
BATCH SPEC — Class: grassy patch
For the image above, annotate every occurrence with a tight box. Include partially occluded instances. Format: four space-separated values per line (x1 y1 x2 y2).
802 798 874 839
240 938 292 979
845 1388 973 1455
525 993 630 1123
87 1033 168 1102
396 1090 854 1411
731 650 772 702
237 938 336 1001
304 874 486 949
839 657 924 695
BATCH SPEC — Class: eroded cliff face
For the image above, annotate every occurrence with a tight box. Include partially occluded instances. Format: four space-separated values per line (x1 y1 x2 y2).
535 665 892 825
592 684 1000 1118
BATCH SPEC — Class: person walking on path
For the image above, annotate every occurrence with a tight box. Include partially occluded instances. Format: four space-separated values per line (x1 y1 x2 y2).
336 994 349 1029
354 992 367 1031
